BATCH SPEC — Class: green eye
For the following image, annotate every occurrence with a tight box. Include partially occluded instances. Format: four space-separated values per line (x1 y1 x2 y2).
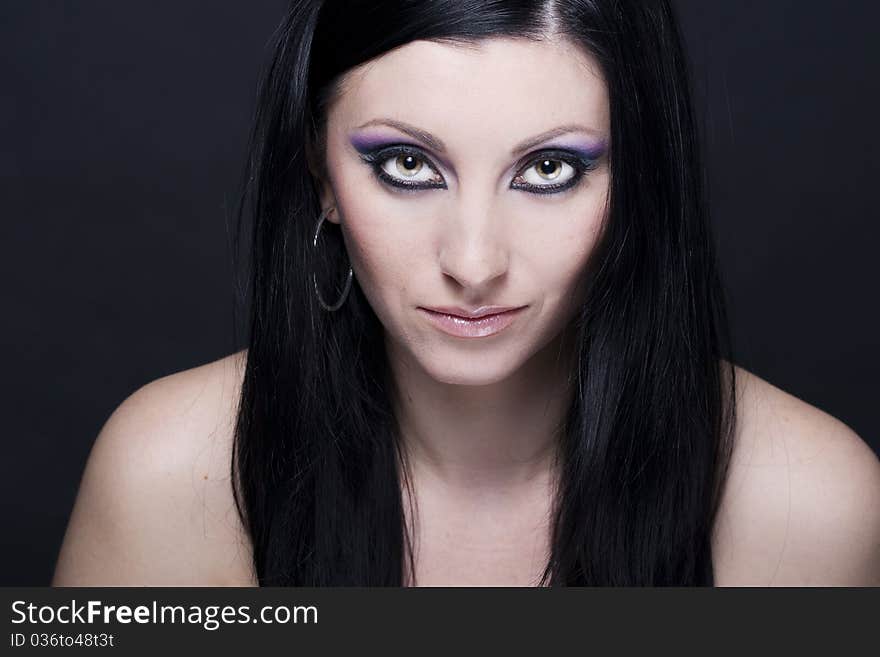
525 159 575 184
511 149 599 195
387 153 428 179
362 146 445 192
358 144 598 195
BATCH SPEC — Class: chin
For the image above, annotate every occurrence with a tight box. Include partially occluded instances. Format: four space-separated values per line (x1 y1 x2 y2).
416 348 527 387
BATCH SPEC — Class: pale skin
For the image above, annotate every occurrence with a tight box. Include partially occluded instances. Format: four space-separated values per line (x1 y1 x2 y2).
318 37 608 584
52 38 880 586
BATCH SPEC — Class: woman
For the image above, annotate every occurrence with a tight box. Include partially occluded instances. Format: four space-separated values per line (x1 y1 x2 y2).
52 0 880 586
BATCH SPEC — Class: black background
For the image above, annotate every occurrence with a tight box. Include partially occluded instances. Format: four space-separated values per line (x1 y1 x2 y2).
2 1 878 585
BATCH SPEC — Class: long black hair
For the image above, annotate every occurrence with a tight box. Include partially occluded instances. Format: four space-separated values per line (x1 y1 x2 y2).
231 0 737 585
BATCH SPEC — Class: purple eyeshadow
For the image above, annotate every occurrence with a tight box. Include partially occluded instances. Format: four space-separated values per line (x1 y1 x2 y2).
349 130 457 171
544 138 608 161
350 130 608 164
349 131 405 154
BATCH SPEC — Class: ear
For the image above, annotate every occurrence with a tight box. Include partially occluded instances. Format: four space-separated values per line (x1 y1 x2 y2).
306 132 341 225
315 178 341 226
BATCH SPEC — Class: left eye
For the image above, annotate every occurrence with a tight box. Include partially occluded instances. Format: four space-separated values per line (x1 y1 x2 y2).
516 158 577 187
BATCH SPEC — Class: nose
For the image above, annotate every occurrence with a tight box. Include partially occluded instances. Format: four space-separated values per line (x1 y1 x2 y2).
436 197 509 293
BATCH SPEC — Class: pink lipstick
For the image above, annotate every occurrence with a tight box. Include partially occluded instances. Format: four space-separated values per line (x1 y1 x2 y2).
418 306 527 338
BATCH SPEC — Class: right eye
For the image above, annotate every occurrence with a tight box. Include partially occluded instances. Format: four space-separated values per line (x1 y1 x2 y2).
360 145 446 192
382 153 434 181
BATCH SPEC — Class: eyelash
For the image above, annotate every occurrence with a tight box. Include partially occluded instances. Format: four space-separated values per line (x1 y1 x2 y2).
357 144 599 196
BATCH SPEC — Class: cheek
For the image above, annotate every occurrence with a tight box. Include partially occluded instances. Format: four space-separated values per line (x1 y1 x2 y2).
333 186 421 318
518 188 607 310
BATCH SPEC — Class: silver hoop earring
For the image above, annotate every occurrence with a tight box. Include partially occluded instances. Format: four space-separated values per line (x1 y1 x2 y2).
312 206 353 312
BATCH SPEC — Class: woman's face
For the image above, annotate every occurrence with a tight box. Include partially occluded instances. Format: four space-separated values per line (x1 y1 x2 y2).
316 37 610 385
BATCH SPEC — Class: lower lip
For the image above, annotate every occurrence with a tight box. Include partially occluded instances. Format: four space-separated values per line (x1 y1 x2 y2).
418 307 527 338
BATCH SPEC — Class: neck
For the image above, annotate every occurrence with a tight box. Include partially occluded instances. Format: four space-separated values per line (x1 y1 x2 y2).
386 324 576 495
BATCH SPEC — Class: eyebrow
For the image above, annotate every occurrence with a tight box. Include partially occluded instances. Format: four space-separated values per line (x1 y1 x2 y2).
354 118 606 157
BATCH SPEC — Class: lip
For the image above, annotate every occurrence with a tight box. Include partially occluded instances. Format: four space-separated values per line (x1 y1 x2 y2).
417 305 527 339
423 305 522 319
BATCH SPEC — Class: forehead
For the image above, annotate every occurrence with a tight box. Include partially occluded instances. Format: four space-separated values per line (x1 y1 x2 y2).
327 37 609 141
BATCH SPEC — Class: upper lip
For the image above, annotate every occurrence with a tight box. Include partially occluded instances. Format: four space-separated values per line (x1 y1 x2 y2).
421 305 525 319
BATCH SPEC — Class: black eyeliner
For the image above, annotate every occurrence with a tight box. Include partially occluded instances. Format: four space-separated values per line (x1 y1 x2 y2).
356 143 599 195
511 148 600 195
357 144 446 192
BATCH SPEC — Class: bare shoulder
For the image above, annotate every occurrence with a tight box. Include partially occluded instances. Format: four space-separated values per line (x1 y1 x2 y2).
52 350 256 586
712 364 880 586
